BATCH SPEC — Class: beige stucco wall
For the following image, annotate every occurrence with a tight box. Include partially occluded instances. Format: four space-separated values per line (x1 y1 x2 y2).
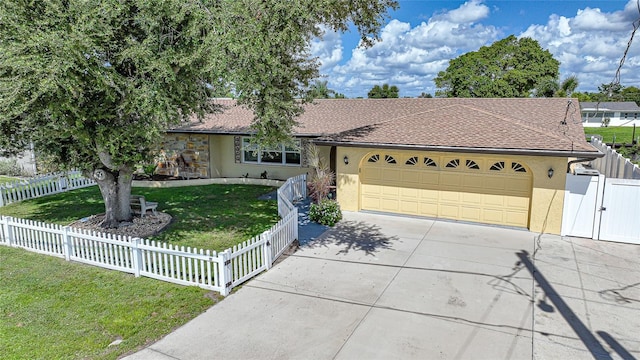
208 135 331 181
336 147 568 235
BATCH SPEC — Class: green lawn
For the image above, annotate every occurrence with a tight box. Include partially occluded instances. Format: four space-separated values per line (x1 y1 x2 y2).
0 246 217 360
0 183 279 359
0 184 279 251
0 175 19 185
584 126 639 144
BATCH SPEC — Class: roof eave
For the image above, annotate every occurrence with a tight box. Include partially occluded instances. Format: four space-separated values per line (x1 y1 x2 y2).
312 140 605 158
167 128 323 138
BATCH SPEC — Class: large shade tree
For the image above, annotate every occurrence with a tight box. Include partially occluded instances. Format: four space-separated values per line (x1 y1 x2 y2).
0 0 397 227
434 35 560 98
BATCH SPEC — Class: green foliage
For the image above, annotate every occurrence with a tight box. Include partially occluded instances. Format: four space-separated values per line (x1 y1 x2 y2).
418 92 433 98
559 75 579 97
621 86 640 105
0 245 215 360
434 35 559 98
308 80 335 99
368 83 400 98
0 159 26 176
309 199 342 226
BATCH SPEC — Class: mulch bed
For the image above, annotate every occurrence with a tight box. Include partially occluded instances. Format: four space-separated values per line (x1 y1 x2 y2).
68 212 173 239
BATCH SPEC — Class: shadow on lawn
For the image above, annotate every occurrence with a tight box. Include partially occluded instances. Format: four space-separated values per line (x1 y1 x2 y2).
305 220 397 256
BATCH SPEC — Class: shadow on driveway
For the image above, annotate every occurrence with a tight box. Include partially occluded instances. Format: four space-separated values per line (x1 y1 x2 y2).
304 220 397 256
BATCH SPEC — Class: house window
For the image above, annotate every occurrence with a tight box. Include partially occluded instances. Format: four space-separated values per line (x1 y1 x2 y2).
490 162 505 171
384 155 397 164
423 157 437 167
511 162 527 173
368 154 380 163
242 138 301 165
465 160 480 170
405 156 418 165
446 159 460 168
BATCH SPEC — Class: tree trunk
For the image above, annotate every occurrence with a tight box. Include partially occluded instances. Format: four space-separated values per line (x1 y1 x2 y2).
94 166 134 228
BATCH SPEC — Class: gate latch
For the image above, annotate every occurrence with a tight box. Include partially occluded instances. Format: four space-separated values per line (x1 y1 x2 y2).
599 206 607 211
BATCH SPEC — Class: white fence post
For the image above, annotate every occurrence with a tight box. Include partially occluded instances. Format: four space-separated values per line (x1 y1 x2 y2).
0 188 5 207
1 216 13 246
263 230 273 269
131 238 143 277
293 207 299 242
219 250 232 296
62 226 72 261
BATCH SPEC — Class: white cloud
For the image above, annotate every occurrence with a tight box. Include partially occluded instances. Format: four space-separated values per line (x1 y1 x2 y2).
325 2 500 97
310 27 343 71
521 0 640 92
435 0 490 23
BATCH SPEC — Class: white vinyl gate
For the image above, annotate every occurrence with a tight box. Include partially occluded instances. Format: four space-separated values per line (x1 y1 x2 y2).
598 179 640 243
562 174 640 244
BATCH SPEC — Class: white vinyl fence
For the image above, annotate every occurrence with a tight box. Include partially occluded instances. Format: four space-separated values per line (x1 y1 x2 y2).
0 174 306 296
0 170 95 207
590 137 640 179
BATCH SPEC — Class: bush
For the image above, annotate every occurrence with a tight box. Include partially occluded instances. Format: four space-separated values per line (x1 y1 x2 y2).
0 159 25 176
309 199 342 226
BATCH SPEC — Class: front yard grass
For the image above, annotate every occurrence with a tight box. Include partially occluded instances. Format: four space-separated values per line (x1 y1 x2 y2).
0 184 279 252
0 175 19 185
0 245 217 360
585 126 638 144
0 183 279 359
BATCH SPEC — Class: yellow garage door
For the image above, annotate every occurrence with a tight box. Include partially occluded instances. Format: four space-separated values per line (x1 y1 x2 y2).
360 153 532 228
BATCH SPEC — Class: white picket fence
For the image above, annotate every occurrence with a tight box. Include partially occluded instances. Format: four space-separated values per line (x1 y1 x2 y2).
0 170 95 207
0 174 306 296
590 137 640 179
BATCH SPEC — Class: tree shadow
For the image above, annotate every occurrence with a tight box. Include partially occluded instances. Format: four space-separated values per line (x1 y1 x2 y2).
304 220 397 256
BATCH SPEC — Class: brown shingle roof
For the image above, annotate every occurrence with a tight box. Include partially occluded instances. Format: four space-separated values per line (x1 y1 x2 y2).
172 98 598 155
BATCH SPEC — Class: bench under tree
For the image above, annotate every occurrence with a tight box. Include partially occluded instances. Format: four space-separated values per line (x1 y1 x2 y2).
130 195 158 217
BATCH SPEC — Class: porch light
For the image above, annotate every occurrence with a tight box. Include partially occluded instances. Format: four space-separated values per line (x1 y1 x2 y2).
548 168 554 178
343 155 349 165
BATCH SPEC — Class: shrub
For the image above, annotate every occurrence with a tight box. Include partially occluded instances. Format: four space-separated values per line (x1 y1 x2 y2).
0 159 25 176
309 199 342 226
306 144 334 203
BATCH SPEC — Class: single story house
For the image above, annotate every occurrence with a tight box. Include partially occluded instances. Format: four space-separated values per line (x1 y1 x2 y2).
581 101 640 127
163 98 601 235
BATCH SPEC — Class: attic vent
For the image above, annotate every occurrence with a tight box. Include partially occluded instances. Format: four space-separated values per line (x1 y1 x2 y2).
511 162 527 173
466 160 480 170
368 154 380 163
424 157 437 167
446 159 460 168
405 156 418 165
490 162 505 171
385 155 397 164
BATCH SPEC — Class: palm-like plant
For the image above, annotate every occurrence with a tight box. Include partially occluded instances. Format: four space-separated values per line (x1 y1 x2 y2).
306 143 334 203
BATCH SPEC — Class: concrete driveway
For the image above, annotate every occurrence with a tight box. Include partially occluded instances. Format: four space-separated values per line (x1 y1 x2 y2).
125 212 640 360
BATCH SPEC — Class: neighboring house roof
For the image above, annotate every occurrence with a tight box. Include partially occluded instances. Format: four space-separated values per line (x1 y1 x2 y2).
172 98 600 157
580 102 640 112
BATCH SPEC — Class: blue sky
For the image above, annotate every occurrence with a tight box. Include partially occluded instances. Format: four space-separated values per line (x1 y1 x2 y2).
311 0 640 97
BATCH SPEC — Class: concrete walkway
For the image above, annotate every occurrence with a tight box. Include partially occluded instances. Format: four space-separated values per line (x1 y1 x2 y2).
125 212 640 360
